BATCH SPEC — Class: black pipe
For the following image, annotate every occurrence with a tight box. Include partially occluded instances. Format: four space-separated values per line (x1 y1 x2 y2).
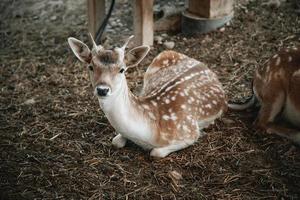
95 0 115 44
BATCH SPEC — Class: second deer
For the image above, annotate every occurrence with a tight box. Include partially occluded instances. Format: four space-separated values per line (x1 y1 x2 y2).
68 35 227 157
229 46 300 144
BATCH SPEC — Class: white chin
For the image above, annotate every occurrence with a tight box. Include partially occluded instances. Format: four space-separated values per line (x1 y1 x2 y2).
97 93 113 100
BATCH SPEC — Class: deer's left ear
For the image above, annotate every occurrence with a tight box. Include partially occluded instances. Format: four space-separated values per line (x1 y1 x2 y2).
68 37 92 63
125 45 150 69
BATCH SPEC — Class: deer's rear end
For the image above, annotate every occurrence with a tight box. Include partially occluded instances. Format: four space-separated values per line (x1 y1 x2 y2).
229 46 300 144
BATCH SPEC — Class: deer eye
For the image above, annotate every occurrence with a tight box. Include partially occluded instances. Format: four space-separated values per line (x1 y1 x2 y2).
119 68 125 73
88 65 93 71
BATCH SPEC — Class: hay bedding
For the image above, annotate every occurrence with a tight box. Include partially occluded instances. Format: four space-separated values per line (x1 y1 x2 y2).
0 0 299 199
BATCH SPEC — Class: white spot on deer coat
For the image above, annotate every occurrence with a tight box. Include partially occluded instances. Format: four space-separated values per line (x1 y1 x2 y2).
170 113 177 121
205 104 212 109
148 112 156 120
151 100 157 107
142 104 150 110
162 115 169 120
184 89 189 96
163 59 169 66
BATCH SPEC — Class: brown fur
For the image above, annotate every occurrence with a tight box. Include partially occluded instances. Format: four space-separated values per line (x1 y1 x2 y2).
97 50 119 64
253 46 300 142
68 35 228 156
150 51 181 68
134 51 227 146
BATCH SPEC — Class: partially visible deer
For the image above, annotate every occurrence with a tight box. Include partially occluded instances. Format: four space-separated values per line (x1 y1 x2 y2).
262 0 300 13
68 35 227 157
229 46 300 144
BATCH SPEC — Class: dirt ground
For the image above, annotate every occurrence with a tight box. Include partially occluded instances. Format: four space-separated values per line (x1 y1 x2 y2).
1 0 300 199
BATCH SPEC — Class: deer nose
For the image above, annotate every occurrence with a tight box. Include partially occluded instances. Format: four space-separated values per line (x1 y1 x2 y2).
96 86 110 97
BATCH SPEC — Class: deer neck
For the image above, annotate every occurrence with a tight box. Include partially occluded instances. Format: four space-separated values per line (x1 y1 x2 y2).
98 78 131 114
97 78 153 141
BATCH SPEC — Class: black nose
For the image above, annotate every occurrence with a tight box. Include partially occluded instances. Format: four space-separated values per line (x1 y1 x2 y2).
97 87 109 96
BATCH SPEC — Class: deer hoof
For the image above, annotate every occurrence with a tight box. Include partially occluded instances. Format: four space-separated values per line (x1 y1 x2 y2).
112 134 127 148
150 148 169 158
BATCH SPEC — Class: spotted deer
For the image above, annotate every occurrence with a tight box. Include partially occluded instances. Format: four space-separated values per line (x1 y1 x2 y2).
229 46 300 144
68 35 227 157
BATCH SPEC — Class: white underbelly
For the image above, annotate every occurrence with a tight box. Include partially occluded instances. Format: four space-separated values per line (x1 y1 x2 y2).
283 97 300 128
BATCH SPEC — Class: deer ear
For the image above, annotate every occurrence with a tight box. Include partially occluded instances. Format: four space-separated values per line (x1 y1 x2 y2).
125 45 150 69
68 37 92 63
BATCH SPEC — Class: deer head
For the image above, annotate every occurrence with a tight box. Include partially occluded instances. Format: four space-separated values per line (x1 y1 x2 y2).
68 35 150 99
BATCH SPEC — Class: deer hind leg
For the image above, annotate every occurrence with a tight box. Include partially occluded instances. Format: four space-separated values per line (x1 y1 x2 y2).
112 133 127 148
266 123 300 145
255 92 285 129
150 138 196 158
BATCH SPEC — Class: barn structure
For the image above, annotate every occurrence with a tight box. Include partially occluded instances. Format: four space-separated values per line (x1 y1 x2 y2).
88 0 234 45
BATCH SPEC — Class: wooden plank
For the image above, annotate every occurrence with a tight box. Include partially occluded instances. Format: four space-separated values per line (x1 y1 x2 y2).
188 0 210 18
210 0 234 18
188 0 233 18
133 0 154 46
87 0 106 38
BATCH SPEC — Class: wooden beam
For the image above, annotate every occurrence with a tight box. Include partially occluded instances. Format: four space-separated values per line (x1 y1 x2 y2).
182 0 234 34
210 0 234 18
87 0 106 38
188 0 210 18
188 0 233 18
133 0 154 46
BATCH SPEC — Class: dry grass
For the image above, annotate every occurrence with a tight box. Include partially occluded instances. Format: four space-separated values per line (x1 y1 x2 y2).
1 0 300 199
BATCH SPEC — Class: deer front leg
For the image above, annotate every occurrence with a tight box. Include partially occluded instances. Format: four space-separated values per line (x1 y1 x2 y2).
112 133 127 148
266 123 300 145
255 92 284 129
150 138 196 158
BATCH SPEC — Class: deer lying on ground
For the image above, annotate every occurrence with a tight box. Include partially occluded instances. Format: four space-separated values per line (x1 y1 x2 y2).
229 46 300 144
68 35 227 157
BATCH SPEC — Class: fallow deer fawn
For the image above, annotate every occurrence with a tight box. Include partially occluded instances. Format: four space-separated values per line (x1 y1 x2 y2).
229 46 300 144
68 35 227 157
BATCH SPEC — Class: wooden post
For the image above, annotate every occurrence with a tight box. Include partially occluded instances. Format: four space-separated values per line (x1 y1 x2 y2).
87 0 106 38
188 0 233 18
182 0 234 35
133 0 154 46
